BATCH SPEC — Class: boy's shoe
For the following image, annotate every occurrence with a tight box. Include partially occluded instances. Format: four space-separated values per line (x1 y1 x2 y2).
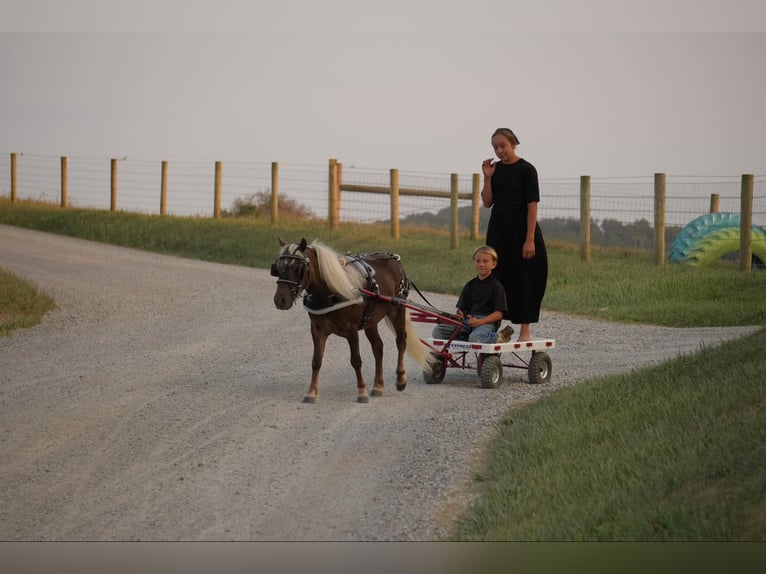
496 325 514 343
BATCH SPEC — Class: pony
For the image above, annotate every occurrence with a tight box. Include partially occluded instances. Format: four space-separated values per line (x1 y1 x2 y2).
271 238 431 403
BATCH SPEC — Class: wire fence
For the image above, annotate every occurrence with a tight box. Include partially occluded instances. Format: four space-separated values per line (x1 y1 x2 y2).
2 153 764 230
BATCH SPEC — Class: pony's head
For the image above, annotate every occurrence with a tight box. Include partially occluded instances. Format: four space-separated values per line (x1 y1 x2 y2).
272 237 310 310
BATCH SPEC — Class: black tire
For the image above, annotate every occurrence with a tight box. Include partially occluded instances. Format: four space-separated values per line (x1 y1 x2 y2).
528 351 552 384
423 353 446 385
479 354 503 389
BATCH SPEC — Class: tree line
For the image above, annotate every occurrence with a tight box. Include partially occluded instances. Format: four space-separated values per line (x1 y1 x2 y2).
399 205 684 250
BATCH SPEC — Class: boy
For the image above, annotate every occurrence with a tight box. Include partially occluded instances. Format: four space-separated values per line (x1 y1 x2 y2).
432 245 514 344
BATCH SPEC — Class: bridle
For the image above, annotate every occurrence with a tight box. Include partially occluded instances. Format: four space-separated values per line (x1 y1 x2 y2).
271 244 310 301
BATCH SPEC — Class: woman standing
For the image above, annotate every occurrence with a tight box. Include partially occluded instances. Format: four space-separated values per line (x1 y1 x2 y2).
481 127 548 341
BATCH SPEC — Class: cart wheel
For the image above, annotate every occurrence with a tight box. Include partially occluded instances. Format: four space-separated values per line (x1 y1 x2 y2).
476 354 485 377
423 352 446 385
479 354 503 389
528 351 552 384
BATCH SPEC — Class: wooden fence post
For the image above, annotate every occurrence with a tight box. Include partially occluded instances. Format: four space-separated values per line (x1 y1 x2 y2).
110 158 118 211
390 168 400 239
328 159 338 230
450 173 459 249
335 162 342 226
740 174 754 271
471 173 480 240
160 161 168 216
580 175 591 262
11 153 17 203
60 156 68 208
271 161 279 224
654 172 666 267
709 193 719 213
214 161 222 219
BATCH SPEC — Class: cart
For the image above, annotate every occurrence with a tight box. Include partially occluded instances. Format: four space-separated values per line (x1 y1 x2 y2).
420 336 555 388
358 288 555 389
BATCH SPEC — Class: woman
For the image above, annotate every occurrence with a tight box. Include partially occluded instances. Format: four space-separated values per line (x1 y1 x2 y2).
481 127 548 342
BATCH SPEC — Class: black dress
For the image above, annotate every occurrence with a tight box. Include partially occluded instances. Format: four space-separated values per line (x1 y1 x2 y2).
485 158 548 324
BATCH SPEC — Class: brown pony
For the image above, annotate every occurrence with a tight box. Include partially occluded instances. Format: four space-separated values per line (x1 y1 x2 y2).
271 238 430 403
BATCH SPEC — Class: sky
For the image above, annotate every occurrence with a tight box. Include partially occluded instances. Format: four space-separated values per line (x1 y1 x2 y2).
2 1 765 179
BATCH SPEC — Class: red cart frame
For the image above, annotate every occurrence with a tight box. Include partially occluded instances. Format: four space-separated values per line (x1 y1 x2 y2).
359 288 555 388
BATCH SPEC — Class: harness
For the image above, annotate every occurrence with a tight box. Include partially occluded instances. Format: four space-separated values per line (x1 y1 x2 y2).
271 246 408 328
270 243 310 302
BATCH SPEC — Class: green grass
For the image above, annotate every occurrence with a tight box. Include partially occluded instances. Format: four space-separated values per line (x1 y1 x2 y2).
0 266 55 337
545 244 766 326
2 199 765 327
1 198 765 540
450 327 766 540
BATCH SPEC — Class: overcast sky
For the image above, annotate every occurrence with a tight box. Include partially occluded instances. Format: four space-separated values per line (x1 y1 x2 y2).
2 1 765 178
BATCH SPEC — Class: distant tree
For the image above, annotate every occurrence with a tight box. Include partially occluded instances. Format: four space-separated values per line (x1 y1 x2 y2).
225 191 314 219
600 218 651 248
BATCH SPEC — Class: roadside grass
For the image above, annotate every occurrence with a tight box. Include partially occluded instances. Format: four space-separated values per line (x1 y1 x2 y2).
545 242 766 327
449 326 766 540
1 199 765 540
0 266 55 337
2 199 765 327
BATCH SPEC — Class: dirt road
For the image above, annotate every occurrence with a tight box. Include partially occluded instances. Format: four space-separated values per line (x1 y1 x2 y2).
0 225 757 540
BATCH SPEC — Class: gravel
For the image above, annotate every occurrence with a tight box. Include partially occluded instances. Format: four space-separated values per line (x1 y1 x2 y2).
0 224 759 541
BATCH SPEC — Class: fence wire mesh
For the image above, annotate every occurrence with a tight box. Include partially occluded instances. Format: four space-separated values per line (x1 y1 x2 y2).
2 154 764 232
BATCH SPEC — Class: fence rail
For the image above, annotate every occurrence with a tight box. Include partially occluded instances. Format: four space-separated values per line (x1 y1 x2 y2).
2 153 765 269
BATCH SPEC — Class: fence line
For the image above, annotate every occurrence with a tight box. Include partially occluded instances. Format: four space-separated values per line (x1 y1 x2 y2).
2 153 765 268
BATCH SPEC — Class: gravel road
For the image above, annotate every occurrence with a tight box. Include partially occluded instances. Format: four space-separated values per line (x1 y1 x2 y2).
0 224 759 541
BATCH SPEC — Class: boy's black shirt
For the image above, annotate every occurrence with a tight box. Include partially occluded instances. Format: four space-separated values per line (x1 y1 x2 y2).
456 274 508 321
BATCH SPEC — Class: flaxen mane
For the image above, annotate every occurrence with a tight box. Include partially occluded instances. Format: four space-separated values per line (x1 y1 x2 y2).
310 240 364 301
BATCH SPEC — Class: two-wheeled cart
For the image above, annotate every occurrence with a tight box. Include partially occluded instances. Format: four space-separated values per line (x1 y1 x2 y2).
359 288 555 388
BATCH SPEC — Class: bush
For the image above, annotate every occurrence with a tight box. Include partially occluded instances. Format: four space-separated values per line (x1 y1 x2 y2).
226 191 314 219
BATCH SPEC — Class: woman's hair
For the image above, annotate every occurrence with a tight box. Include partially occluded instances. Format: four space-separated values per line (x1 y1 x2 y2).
473 245 498 262
492 127 519 146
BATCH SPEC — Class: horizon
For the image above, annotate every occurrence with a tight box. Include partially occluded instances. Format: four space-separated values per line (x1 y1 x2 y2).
2 3 766 182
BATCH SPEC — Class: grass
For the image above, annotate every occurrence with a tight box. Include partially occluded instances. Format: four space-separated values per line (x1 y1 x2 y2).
0 266 55 337
450 327 766 540
2 199 765 327
545 243 766 327
1 198 765 540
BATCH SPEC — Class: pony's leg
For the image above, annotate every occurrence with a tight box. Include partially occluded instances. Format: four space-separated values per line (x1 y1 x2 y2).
392 311 408 391
364 326 385 397
305 328 328 404
346 330 370 403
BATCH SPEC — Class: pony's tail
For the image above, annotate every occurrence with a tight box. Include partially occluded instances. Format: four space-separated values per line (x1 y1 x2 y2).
403 310 435 369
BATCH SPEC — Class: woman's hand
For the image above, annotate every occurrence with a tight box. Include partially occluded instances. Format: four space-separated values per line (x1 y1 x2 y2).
522 238 536 259
482 158 496 178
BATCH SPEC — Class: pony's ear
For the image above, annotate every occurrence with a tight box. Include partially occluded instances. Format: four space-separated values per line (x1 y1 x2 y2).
278 237 287 247
299 238 308 251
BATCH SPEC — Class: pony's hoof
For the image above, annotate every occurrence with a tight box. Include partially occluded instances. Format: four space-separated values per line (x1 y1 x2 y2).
357 395 370 404
396 382 407 392
302 395 317 404
370 389 383 398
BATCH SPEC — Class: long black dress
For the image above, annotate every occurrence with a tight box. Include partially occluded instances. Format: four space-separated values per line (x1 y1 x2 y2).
485 158 548 324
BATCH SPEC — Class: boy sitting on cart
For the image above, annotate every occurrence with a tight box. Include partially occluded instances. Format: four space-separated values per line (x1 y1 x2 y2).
432 245 514 345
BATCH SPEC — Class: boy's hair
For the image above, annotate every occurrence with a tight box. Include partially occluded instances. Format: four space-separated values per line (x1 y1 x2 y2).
472 245 498 262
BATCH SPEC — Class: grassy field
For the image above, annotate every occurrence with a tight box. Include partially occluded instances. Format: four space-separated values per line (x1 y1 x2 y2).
2 199 765 327
1 199 765 540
